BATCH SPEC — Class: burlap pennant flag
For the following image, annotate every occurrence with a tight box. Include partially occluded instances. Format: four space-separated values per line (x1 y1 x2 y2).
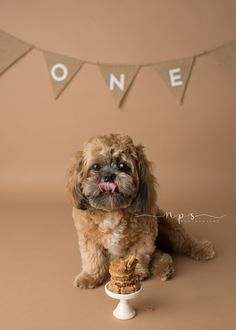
43 51 83 99
213 41 236 75
153 57 195 104
0 30 33 76
98 64 140 106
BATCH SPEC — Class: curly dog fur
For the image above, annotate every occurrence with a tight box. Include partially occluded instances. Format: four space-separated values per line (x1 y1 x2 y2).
67 134 215 288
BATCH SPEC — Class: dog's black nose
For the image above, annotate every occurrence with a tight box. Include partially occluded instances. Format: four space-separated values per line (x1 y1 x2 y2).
103 173 116 182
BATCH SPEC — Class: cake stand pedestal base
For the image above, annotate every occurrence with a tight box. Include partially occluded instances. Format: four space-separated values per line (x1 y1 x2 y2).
105 282 143 320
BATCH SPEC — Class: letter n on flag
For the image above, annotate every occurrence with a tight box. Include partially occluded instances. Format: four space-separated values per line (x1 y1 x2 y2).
98 64 140 106
153 57 195 104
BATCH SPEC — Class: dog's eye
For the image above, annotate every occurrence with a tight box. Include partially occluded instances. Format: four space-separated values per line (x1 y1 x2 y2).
117 162 129 171
91 163 101 171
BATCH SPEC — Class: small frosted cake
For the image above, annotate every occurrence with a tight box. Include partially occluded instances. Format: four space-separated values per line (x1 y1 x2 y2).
107 256 141 294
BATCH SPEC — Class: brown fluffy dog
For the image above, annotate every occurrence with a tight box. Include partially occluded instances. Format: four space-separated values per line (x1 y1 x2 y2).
67 134 215 288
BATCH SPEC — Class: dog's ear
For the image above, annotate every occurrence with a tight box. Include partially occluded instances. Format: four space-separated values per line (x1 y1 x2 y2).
130 144 157 214
66 151 89 210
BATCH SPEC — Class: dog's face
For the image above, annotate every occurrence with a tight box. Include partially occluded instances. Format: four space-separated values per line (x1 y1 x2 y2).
67 134 157 213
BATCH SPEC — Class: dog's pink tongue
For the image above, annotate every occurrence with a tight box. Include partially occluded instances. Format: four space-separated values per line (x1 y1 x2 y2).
99 182 116 193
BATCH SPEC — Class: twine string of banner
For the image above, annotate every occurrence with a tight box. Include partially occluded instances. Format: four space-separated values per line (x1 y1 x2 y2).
34 43 226 65
0 29 235 105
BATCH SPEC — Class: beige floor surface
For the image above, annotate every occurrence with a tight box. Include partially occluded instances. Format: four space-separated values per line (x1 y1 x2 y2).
0 201 235 330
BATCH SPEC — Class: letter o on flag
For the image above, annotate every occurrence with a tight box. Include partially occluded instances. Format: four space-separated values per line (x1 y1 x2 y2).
50 63 68 81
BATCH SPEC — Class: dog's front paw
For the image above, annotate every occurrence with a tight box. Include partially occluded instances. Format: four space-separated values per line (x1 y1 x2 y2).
151 252 175 281
135 269 150 281
157 254 175 281
73 272 101 289
191 239 215 260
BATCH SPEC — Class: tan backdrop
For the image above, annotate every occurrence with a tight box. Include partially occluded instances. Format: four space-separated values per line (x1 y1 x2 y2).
0 1 235 330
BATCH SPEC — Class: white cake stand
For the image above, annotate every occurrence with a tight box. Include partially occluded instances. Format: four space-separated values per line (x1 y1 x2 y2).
105 282 143 320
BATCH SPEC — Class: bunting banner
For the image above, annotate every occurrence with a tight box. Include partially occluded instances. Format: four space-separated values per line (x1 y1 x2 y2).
213 40 236 76
0 29 236 106
153 57 195 104
98 64 140 106
43 50 83 99
0 30 33 76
